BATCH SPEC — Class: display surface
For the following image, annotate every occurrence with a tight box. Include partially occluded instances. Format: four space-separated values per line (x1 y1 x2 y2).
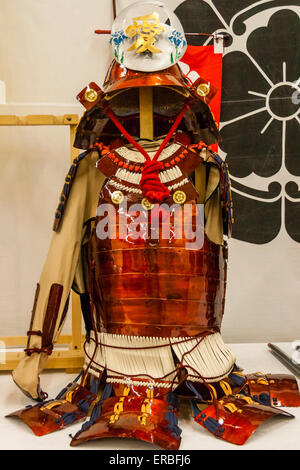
7 1 300 449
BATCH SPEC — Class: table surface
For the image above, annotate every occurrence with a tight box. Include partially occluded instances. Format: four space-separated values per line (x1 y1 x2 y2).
1 342 300 450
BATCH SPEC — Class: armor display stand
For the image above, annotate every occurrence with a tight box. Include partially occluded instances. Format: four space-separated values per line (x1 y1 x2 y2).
0 114 84 372
139 87 153 140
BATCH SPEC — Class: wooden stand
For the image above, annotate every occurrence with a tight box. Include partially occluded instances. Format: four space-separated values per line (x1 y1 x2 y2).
139 87 153 140
0 114 84 372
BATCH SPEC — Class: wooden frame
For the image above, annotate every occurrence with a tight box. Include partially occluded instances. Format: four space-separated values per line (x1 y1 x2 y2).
0 114 84 372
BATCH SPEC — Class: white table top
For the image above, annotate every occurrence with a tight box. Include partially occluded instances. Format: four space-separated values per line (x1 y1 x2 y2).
1 342 300 450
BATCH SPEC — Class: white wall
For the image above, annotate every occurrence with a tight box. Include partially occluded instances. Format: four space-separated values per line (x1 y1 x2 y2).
0 0 298 343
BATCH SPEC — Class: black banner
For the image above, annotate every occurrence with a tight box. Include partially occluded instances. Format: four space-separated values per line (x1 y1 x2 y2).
176 1 300 244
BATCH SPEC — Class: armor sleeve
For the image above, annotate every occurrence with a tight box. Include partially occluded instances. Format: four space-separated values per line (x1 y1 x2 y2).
12 151 106 400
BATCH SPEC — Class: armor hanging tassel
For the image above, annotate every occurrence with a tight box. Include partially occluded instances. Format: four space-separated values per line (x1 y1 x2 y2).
140 160 170 203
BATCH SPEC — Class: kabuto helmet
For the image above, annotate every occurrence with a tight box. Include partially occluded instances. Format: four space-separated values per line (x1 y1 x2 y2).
102 59 190 95
75 1 221 148
110 0 187 72
104 1 190 101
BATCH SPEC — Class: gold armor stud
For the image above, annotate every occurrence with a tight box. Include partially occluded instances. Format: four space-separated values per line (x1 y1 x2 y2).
173 190 186 204
84 88 98 102
197 83 210 97
141 197 154 210
111 190 124 204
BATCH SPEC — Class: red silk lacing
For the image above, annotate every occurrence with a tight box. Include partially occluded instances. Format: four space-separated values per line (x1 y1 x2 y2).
103 103 190 204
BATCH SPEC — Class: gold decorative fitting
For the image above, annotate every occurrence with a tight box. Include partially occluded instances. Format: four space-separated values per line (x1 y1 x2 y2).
126 12 165 54
40 400 67 411
224 402 240 414
142 197 154 210
66 389 76 403
173 190 186 204
138 388 152 426
197 83 210 97
109 386 130 424
84 88 98 103
235 394 254 405
111 190 124 204
256 378 269 386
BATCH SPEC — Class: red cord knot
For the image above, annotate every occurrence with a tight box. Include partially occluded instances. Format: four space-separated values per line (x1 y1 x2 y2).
140 160 170 204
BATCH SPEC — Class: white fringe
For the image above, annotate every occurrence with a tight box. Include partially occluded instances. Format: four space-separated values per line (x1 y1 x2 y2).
114 166 183 186
115 168 142 185
109 177 189 195
116 143 181 163
109 179 142 194
160 166 182 182
103 333 177 387
84 331 236 386
168 177 189 191
171 334 236 382
83 333 106 378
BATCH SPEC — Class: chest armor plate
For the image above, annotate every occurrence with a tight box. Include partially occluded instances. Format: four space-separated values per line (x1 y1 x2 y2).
88 142 227 338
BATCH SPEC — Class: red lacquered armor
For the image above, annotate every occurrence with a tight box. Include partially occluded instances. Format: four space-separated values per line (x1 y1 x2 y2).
88 175 227 338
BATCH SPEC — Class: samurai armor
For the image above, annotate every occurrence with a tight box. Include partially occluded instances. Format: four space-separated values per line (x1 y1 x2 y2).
8 0 300 449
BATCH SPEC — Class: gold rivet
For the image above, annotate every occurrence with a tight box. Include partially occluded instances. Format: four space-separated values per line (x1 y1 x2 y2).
85 88 98 103
197 83 210 97
141 198 154 210
111 190 124 204
173 190 186 204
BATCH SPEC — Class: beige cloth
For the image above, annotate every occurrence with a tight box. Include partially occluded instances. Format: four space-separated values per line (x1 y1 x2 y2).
12 151 106 399
205 160 223 245
12 149 223 400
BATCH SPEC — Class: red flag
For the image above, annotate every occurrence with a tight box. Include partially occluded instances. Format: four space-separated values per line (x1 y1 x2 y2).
180 45 223 151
